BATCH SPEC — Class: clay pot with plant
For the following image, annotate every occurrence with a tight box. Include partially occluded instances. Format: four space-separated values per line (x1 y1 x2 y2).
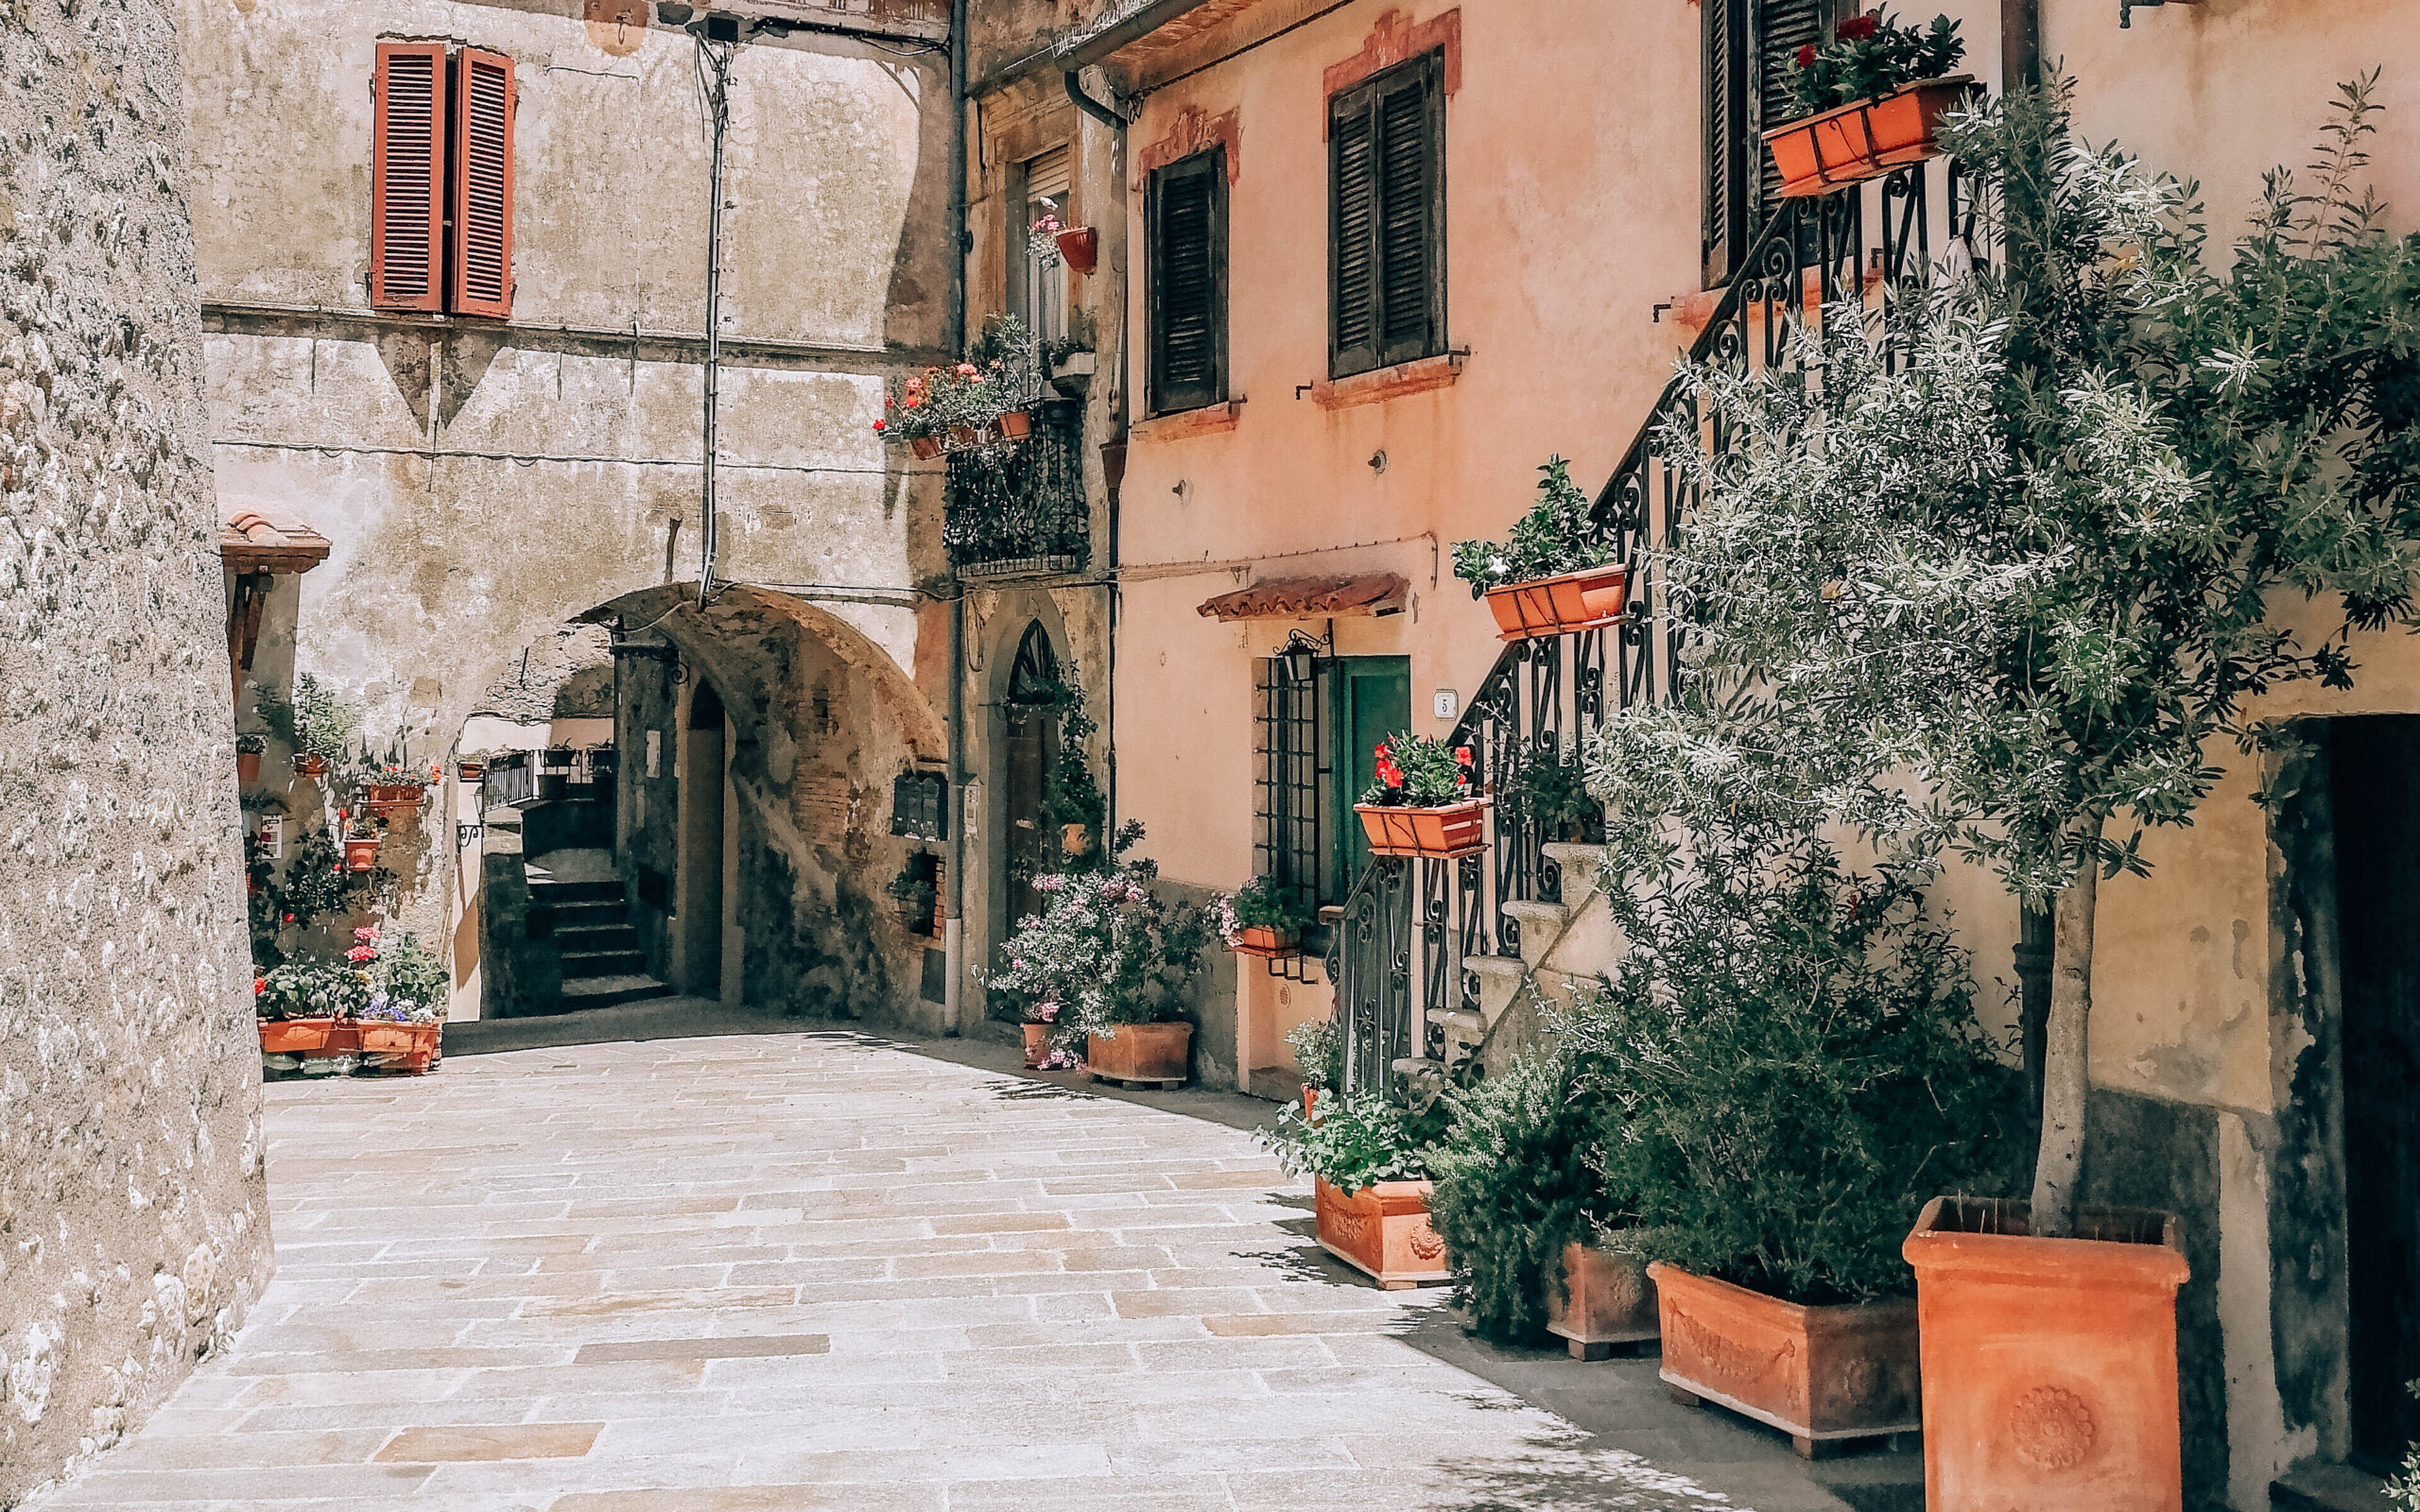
875 315 1039 459
1286 1016 1343 1119
1452 457 1629 642
235 733 267 785
1214 875 1314 959
1763 11 1970 198
1355 732 1487 860
1261 1093 1453 1290
259 672 360 782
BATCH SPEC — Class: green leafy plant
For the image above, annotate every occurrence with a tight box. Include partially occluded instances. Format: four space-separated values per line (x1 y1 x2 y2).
2388 1385 2420 1510
1213 875 1313 944
258 673 361 761
877 315 1036 447
1426 1043 1631 1343
255 955 371 1021
982 827 1212 1048
1781 10 1964 120
1358 731 1474 807
1286 1015 1344 1092
235 732 268 756
1451 456 1611 596
1499 745 1600 842
1258 1092 1445 1194
369 930 447 1021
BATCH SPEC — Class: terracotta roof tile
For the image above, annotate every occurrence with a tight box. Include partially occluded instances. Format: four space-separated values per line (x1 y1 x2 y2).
219 508 332 575
1197 572 1408 623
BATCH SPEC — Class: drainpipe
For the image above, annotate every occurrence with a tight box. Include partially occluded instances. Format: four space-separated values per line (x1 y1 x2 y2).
942 0 971 1035
1064 65 1129 843
2001 0 2041 90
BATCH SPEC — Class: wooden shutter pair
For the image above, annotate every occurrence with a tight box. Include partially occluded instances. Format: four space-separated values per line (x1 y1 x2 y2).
1703 0 1826 286
372 42 515 318
1148 149 1227 416
1330 53 1444 381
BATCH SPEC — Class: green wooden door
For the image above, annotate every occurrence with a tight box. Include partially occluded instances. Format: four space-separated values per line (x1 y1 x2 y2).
1329 657 1411 887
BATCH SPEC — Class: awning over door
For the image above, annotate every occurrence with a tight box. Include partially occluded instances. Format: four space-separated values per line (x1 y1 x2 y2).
1196 572 1407 623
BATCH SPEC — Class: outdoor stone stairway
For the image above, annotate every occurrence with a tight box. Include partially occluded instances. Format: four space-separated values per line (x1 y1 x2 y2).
525 848 673 1013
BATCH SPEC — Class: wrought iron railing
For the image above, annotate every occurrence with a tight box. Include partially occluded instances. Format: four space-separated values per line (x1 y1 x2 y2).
1326 158 1980 1095
944 400 1090 578
486 750 534 808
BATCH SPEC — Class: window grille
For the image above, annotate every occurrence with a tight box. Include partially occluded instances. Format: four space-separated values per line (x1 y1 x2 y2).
1254 659 1323 922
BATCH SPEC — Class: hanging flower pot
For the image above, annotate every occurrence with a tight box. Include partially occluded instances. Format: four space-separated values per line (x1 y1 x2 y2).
1764 75 1974 198
343 835 381 872
1483 564 1630 642
946 425 983 452
293 752 329 780
993 409 1033 443
1315 1177 1452 1290
1647 1263 1921 1452
1053 226 1098 274
1356 799 1489 860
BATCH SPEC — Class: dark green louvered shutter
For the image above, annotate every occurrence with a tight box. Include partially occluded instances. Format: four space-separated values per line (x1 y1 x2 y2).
1704 0 1826 286
1149 149 1226 415
1331 53 1444 380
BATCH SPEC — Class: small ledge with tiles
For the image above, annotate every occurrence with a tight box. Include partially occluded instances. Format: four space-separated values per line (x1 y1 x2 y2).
1133 398 1244 441
1309 352 1464 411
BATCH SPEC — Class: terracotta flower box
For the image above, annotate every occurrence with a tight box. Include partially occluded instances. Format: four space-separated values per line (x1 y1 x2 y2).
1356 799 1489 860
1483 564 1630 642
360 1021 441 1073
366 782 425 818
1763 75 1974 199
457 759 484 782
258 1017 338 1055
1086 1021 1191 1084
994 409 1033 442
1648 1262 1921 1454
292 752 329 780
1315 1177 1452 1290
910 435 942 460
1054 225 1098 274
1903 1196 2188 1511
1229 925 1298 959
343 836 381 872
1547 1241 1660 1360
236 749 264 784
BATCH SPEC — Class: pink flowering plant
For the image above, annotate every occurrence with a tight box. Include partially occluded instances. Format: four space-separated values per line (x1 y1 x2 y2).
983 824 1213 1050
874 315 1036 447
1358 731 1475 808
1027 212 1064 264
1212 875 1313 947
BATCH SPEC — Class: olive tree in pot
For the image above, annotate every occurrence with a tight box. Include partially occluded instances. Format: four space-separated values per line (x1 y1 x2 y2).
1640 76 2420 1505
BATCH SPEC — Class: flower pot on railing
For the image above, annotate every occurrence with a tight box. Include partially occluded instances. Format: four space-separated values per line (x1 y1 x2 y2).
343 835 381 872
1647 1262 1921 1453
1228 925 1298 959
910 435 943 460
1547 1241 1660 1360
293 752 329 781
1054 226 1098 274
946 424 983 452
1483 564 1630 642
1903 1196 2187 1511
993 410 1033 443
1356 799 1489 860
1315 1177 1452 1290
1763 75 1973 199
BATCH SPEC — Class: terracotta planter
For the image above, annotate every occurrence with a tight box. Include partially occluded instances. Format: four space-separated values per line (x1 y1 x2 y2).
1020 1022 1053 1069
1060 822 1091 857
994 409 1032 442
343 836 381 872
236 750 264 784
1483 564 1631 642
258 1017 337 1055
1315 1177 1451 1290
1356 799 1489 860
292 752 329 780
1547 1241 1660 1359
1648 1263 1920 1452
910 434 942 460
1764 75 1975 198
360 1021 441 1073
367 782 425 817
1903 1196 2188 1511
1229 924 1298 959
324 1020 363 1056
1301 1085 1321 1120
1085 1022 1191 1084
458 760 484 782
1054 225 1098 274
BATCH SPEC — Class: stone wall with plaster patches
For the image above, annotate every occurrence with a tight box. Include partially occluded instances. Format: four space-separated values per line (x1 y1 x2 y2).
0 0 272 1499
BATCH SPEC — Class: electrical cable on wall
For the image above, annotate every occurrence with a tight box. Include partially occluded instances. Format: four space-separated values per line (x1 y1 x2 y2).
693 25 738 613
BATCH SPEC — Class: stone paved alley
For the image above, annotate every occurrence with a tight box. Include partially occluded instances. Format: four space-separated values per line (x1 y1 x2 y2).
28 1031 1917 1512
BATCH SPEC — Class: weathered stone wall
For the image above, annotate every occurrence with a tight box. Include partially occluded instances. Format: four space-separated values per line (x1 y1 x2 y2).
0 0 272 1498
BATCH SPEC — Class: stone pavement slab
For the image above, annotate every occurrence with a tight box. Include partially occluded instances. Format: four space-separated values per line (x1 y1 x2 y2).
27 1029 1910 1511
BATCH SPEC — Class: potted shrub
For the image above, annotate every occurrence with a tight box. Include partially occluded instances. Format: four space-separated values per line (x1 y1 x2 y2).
1427 1043 1651 1355
1566 847 2010 1453
1498 745 1603 844
235 733 267 785
1261 1093 1452 1290
1213 875 1313 959
255 954 372 1057
1354 732 1487 859
1452 457 1628 641
982 824 1211 1086
354 930 446 1074
1285 1015 1343 1120
260 673 359 781
876 315 1037 459
1763 12 1969 198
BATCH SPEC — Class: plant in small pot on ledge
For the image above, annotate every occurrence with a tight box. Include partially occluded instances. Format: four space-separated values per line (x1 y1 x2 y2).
235 732 268 785
1764 11 1968 198
1262 1091 1452 1290
1286 1015 1343 1120
984 824 1212 1088
1355 732 1487 860
1452 456 1627 642
260 673 360 781
1214 875 1313 960
877 315 1038 457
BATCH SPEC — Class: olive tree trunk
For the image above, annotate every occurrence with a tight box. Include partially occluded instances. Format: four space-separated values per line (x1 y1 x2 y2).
2029 835 2100 1239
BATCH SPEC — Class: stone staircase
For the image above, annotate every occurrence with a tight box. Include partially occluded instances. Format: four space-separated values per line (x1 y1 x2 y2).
1402 841 1618 1089
526 849 672 1014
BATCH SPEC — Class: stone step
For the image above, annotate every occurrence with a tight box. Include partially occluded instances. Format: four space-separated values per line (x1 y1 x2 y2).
530 878 623 904
556 974 673 1012
545 899 629 927
1426 1007 1485 1038
562 949 647 979
557 922 639 953
1502 899 1569 966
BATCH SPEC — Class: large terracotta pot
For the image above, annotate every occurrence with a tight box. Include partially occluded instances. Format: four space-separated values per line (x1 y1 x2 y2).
1547 1241 1660 1360
1356 799 1489 860
1054 225 1098 274
1764 75 1975 198
235 750 263 784
258 1017 337 1055
1482 564 1630 642
1648 1263 1920 1453
1903 1196 2188 1511
1229 924 1298 959
343 836 381 871
1086 1022 1191 1084
1020 1022 1053 1069
1315 1177 1451 1290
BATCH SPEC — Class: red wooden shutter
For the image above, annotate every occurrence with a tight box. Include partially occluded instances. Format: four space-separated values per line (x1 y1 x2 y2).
371 42 446 312
449 48 516 318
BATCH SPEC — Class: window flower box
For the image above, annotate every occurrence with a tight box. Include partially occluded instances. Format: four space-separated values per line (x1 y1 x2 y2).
1764 75 1973 198
1356 799 1489 860
1229 925 1298 959
1315 1177 1452 1290
1483 564 1630 642
1648 1263 1921 1453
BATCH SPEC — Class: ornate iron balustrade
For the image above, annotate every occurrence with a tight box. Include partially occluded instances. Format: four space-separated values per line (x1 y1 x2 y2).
1326 158 1980 1096
943 400 1091 578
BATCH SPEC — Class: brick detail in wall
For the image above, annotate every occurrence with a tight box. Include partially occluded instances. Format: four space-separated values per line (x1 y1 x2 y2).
1140 105 1243 184
1323 8 1461 137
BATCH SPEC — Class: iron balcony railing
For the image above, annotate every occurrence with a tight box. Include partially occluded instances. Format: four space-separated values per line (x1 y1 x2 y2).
486 750 534 808
1327 158 1981 1095
944 399 1091 578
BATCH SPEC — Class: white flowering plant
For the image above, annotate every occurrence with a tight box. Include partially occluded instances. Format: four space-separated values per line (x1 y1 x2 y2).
983 825 1212 1049
1451 456 1613 596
